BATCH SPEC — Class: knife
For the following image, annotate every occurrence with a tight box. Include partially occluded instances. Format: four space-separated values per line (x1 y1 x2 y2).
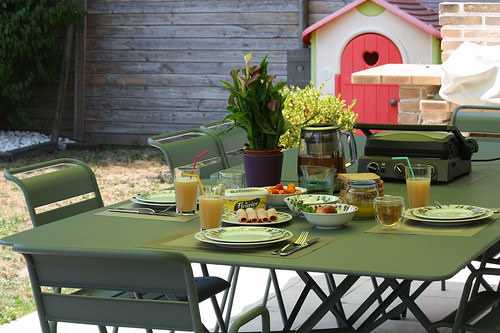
280 238 320 256
108 208 177 217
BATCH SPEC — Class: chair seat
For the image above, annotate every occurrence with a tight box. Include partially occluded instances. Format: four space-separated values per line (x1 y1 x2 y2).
73 276 229 303
193 276 231 301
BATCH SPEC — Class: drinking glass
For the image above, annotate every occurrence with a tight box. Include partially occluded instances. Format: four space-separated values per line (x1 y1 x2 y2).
218 169 245 189
174 166 200 215
199 184 225 230
299 165 337 194
405 164 432 208
374 195 405 228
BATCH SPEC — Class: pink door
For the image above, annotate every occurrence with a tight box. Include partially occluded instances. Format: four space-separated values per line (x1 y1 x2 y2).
336 33 402 124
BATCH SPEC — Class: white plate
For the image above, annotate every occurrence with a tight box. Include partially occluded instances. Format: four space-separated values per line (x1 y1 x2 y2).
412 205 488 220
194 230 293 249
203 227 288 243
133 189 176 204
404 208 494 226
222 211 293 226
131 197 175 207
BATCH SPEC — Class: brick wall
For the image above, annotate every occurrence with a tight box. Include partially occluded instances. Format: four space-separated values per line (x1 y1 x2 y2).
420 2 500 125
440 2 500 61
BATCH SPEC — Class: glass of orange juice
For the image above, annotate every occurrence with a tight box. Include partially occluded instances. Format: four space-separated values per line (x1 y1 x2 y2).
405 164 432 208
199 184 225 230
175 166 200 215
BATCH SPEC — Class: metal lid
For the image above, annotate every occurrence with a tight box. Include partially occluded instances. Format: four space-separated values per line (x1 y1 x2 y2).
349 180 377 189
302 124 340 131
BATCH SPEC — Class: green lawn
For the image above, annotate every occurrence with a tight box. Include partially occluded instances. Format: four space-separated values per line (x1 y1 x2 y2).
0 146 166 324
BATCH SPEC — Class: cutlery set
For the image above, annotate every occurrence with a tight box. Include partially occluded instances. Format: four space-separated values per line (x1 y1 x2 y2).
272 232 320 256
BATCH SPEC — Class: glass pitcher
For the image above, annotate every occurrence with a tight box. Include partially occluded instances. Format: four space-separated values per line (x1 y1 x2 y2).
298 124 357 193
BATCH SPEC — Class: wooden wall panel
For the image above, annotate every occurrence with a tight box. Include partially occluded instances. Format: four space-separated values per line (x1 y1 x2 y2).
16 0 352 144
84 0 309 144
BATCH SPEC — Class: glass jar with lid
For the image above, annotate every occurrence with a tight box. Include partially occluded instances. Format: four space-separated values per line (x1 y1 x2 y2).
345 180 379 218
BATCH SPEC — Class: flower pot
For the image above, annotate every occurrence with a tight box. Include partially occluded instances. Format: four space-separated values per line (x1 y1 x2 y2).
243 148 283 187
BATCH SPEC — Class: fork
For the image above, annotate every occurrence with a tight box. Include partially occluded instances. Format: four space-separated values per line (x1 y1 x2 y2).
273 231 309 255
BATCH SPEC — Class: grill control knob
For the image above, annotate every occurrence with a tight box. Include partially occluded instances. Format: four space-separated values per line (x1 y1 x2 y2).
394 163 406 177
367 162 380 174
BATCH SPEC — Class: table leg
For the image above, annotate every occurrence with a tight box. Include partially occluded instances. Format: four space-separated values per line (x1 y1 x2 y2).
295 275 359 333
387 279 437 333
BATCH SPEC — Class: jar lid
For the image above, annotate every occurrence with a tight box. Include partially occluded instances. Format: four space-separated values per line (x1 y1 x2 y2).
349 180 377 189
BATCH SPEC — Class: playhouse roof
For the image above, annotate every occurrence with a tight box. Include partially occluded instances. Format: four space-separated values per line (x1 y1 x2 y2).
302 0 441 44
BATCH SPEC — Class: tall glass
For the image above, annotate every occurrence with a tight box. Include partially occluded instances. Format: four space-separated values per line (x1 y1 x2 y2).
175 166 199 215
199 184 225 230
405 164 432 208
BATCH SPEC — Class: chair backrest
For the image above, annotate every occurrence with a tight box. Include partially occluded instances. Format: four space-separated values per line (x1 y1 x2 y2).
19 248 206 333
451 105 500 136
4 159 103 227
148 129 227 179
201 121 247 167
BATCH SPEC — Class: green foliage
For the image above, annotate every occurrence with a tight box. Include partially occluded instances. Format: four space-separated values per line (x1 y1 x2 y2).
0 0 84 126
280 84 358 149
221 54 289 150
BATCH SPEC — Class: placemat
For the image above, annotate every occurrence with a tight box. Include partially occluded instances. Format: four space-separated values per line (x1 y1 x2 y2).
95 202 198 223
365 218 496 237
142 232 333 259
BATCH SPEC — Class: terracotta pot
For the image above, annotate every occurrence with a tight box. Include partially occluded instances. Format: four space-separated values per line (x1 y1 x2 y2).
243 148 283 187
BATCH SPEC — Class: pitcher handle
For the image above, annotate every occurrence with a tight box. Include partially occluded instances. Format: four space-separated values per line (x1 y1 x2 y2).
340 131 358 168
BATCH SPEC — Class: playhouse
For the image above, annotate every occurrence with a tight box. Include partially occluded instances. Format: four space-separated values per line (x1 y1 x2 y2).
302 0 441 124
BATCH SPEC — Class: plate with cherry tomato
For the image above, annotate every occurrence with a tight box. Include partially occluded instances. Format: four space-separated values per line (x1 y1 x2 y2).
264 183 307 207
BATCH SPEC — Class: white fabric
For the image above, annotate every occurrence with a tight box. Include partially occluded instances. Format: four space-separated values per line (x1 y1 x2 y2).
440 42 500 106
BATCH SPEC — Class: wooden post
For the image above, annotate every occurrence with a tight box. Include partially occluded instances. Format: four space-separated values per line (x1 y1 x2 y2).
51 24 75 143
299 0 309 48
73 0 87 141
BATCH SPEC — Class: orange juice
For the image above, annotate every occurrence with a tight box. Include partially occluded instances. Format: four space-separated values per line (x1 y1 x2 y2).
175 178 198 214
199 195 224 230
406 177 431 208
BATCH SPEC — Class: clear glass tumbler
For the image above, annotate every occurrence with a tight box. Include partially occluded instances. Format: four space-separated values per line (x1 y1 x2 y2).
174 166 200 215
374 195 405 228
405 164 432 208
199 184 225 230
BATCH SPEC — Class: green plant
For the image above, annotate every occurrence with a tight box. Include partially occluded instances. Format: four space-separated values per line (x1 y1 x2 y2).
0 0 84 126
279 84 357 148
222 54 289 150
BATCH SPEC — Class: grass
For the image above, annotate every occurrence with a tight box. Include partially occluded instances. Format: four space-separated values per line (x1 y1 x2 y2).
0 145 166 324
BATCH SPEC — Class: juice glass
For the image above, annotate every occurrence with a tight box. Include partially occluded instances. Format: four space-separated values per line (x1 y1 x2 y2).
405 164 432 208
199 184 225 230
175 166 199 215
374 195 405 228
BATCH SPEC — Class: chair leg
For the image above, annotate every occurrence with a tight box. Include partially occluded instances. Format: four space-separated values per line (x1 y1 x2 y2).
134 292 154 333
112 327 118 333
49 321 57 333
98 326 108 333
224 266 241 329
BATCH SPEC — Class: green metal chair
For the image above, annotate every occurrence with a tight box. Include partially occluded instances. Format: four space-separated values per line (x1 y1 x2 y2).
4 159 230 333
16 248 269 333
148 129 228 180
434 268 500 332
4 158 104 227
451 105 500 135
200 120 247 167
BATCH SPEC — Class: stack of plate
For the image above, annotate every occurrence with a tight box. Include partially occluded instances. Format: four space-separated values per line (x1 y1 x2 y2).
195 226 293 249
404 205 494 226
132 189 176 207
